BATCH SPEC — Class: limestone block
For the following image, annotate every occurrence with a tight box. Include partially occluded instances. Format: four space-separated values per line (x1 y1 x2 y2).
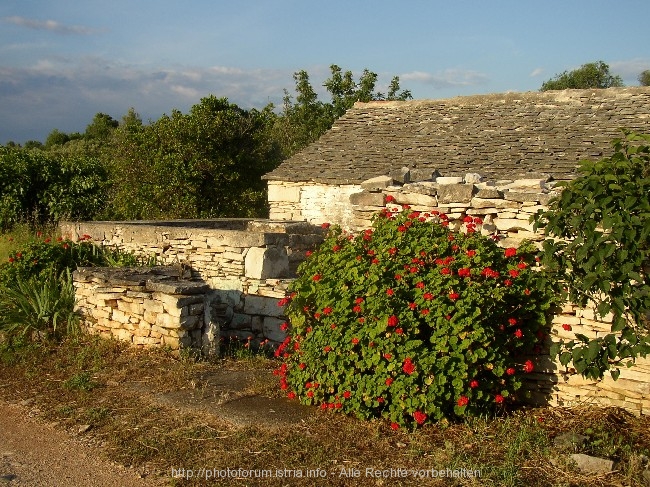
436 184 475 204
230 313 253 330
268 183 301 203
464 173 483 184
360 175 393 190
244 247 289 279
349 191 386 206
262 316 288 342
152 292 203 309
475 188 503 198
505 191 543 202
493 218 534 232
436 176 464 185
390 166 411 184
117 300 144 316
243 295 284 318
409 168 439 182
391 192 438 207
111 309 131 324
142 299 165 314
112 329 133 342
470 198 520 209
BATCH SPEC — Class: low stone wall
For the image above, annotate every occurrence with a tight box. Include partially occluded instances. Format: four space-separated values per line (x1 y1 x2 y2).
61 219 325 348
73 267 215 354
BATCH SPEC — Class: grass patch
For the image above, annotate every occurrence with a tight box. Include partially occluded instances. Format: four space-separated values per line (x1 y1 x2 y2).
0 334 648 486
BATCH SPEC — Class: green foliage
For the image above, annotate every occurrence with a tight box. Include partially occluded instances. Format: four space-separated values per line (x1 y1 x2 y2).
540 61 624 91
639 70 650 87
276 206 556 428
107 96 282 219
84 112 118 141
0 146 109 229
276 64 411 156
0 268 79 342
534 131 650 380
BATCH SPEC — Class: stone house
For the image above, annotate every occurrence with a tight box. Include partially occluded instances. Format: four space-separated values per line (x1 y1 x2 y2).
263 87 650 234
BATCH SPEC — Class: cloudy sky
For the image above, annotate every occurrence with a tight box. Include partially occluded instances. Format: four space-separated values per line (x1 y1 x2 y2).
1 0 649 144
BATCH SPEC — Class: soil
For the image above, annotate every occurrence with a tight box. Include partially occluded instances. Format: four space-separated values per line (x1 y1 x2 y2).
0 368 312 486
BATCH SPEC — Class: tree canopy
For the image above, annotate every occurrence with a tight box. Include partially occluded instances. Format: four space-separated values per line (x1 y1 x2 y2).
639 70 650 87
540 61 624 91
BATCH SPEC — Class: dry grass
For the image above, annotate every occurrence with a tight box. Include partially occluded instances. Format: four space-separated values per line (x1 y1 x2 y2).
1 334 649 487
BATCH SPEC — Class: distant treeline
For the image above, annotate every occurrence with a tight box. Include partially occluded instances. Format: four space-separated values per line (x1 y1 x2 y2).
0 65 411 229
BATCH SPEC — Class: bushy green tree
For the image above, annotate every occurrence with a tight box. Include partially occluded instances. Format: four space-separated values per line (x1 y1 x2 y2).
534 131 650 380
107 96 282 220
541 61 624 91
639 70 650 87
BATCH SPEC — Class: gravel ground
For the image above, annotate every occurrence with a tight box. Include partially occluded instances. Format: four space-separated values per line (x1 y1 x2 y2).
0 400 166 487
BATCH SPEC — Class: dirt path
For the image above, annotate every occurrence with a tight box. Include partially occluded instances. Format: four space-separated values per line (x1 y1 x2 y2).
0 401 166 487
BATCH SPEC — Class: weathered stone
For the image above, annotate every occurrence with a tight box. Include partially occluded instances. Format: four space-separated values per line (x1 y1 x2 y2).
493 218 535 232
401 181 438 196
553 432 589 451
262 316 288 342
243 295 284 318
267 182 301 202
152 292 203 309
390 166 411 184
360 175 393 191
436 184 476 204
569 454 615 474
244 246 289 279
436 176 464 185
504 191 543 202
145 280 209 295
409 168 439 182
349 191 386 206
464 173 483 184
470 197 520 209
389 191 438 207
475 188 503 199
230 313 253 330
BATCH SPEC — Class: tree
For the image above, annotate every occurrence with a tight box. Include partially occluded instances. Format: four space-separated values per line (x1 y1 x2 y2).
540 61 624 91
639 70 650 86
276 65 412 156
84 113 119 141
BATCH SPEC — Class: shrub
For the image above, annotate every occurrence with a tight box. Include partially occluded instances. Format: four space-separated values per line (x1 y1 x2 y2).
534 131 650 380
276 206 556 428
0 268 79 342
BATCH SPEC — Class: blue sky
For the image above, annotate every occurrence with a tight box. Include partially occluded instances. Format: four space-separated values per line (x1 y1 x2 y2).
1 0 649 144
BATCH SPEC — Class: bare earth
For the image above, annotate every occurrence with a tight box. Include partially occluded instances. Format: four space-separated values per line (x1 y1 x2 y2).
0 400 166 487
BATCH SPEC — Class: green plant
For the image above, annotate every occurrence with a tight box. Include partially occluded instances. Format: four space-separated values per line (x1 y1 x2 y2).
277 206 556 428
534 131 650 380
0 268 79 342
63 370 98 391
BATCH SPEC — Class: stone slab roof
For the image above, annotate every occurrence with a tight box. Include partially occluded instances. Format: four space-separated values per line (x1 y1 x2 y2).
263 87 650 184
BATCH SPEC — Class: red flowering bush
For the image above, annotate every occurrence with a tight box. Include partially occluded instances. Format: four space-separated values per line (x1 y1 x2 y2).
276 207 556 428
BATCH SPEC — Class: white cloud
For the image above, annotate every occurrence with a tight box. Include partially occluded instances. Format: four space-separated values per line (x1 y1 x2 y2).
529 68 543 77
401 69 489 88
610 58 650 79
3 15 104 35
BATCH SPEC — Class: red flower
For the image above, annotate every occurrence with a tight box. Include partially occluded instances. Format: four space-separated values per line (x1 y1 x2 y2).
355 297 364 304
390 422 399 430
322 306 333 315
62 244 69 249
509 269 519 278
343 391 351 399
448 292 460 301
305 250 313 257
385 194 396 203
524 288 531 296
508 317 517 326
415 281 425 289
387 315 399 327
441 267 451 275
495 394 504 404
408 302 417 310
8 257 14 263
562 323 572 331
469 379 479 389
394 274 403 280
504 279 513 287
412 411 427 425
388 247 398 256
506 367 516 376
409 266 418 273
383 353 392 360
353 305 362 313
517 262 527 270
514 329 523 338
395 328 403 335
420 309 430 316
423 292 434 300
280 322 289 331
287 392 296 399
307 390 314 398
385 377 394 386
505 247 517 258
402 358 415 375
314 313 321 320
324 346 332 352
299 363 306 370
398 225 407 232
463 215 473 223
312 274 322 281
466 249 476 258
332 245 340 252
44 238 51 243
376 397 384 404
457 395 469 407
524 360 534 373
458 268 471 278
321 222 331 229
351 337 359 345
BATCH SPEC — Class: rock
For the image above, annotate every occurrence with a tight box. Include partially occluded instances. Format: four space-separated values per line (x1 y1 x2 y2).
475 188 503 199
360 175 393 191
409 168 439 182
464 173 483 184
643 468 650 486
436 176 464 185
569 453 615 474
349 191 386 206
436 184 476 204
553 432 589 451
390 167 411 184
78 424 92 434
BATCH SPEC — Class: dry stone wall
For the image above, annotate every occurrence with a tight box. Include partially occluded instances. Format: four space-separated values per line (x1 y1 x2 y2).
267 169 650 415
61 220 325 351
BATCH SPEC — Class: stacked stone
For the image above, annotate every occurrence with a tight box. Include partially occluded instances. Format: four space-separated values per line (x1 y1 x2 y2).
73 267 210 353
347 167 558 248
61 220 325 349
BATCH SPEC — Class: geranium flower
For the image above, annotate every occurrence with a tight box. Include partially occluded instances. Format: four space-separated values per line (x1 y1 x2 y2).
322 307 333 315
469 379 479 389
395 328 404 335
385 377 394 386
280 322 289 331
383 353 392 360
466 249 476 257
412 411 427 425
402 358 415 375
505 247 517 258
495 394 504 404
387 315 399 327
509 269 519 278
514 329 523 338
562 323 572 331
343 391 351 399
391 423 399 430
506 367 516 376
415 281 425 289
448 292 460 301
351 337 359 345
457 396 469 407
312 274 322 281
458 268 471 278
524 360 534 373
321 222 330 229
